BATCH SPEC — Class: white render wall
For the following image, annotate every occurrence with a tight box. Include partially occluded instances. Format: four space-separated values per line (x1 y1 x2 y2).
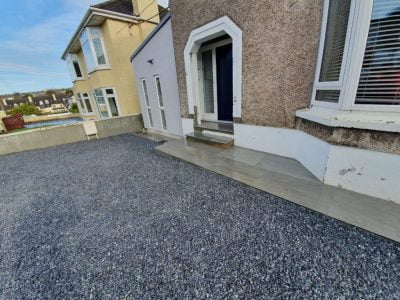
132 19 183 136
234 123 400 204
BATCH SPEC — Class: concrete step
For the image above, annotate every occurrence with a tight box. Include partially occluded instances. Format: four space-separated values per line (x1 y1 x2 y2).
186 131 234 149
194 121 234 134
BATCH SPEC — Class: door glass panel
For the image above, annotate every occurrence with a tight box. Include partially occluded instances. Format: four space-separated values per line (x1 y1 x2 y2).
108 97 119 117
147 109 153 127
160 109 167 130
84 98 93 113
202 50 215 113
155 77 164 107
142 80 150 106
94 90 109 118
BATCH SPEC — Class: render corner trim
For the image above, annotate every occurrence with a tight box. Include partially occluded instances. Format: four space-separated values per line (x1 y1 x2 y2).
184 16 243 118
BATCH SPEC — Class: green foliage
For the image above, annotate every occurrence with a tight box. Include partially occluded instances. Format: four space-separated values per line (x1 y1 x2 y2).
7 103 41 116
69 103 79 113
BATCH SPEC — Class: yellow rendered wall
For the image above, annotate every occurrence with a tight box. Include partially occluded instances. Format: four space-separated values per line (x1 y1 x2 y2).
72 18 157 118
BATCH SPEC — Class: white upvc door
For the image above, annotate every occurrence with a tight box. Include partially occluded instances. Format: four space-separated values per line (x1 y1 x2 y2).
199 49 218 121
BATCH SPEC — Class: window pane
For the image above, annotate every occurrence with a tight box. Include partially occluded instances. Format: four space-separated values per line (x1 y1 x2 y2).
82 41 95 71
315 90 340 103
105 89 114 95
155 77 164 107
84 98 93 113
92 38 106 65
79 99 86 113
67 60 77 80
202 50 215 113
319 0 352 82
95 89 104 97
142 80 150 106
160 109 167 130
90 27 101 36
356 0 400 105
73 61 82 78
147 109 153 127
108 97 119 117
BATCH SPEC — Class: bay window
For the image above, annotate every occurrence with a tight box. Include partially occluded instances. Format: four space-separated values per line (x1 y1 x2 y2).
79 27 109 73
311 0 400 112
66 54 83 81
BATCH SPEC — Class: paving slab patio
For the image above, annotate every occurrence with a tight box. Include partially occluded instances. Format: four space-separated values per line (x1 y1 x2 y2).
0 134 399 299
156 138 400 243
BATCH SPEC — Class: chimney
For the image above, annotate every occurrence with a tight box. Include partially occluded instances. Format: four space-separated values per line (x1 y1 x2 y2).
132 0 160 21
52 93 57 101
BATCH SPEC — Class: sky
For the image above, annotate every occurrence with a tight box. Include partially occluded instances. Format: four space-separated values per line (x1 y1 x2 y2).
0 0 169 95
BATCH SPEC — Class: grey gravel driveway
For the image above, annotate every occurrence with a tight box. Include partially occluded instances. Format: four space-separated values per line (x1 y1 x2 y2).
0 134 399 299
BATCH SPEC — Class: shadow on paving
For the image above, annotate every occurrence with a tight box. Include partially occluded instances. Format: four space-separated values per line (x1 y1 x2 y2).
0 134 399 299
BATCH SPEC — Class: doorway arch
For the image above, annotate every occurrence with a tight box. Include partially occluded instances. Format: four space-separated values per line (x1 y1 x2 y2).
184 16 243 123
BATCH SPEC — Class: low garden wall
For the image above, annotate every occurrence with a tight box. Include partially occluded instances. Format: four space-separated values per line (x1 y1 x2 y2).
0 114 143 156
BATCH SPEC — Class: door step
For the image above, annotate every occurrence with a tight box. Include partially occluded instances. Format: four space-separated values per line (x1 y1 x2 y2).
194 121 234 134
186 131 234 149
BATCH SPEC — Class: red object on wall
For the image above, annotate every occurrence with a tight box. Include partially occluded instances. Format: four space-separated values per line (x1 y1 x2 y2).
2 114 25 131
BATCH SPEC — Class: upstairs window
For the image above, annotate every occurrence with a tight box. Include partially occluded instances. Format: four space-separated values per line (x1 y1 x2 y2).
312 0 400 112
66 54 83 81
79 27 109 73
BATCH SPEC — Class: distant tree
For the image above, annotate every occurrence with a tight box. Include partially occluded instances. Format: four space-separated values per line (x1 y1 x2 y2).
69 103 79 113
7 103 41 116
45 90 55 96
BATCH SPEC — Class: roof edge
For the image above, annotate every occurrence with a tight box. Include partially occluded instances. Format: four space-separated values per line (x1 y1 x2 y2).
130 12 171 62
61 8 143 60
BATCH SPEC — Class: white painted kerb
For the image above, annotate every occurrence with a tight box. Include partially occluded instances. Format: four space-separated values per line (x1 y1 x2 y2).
234 123 400 203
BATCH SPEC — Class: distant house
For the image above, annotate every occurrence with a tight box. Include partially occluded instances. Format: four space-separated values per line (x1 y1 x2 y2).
169 0 400 203
131 13 182 136
61 0 162 120
1 91 71 114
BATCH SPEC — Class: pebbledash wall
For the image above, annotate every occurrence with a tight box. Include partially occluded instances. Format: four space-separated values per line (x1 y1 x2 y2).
170 0 400 203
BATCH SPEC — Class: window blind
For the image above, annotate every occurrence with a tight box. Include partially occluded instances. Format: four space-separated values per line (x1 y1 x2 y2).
319 0 352 82
356 0 400 105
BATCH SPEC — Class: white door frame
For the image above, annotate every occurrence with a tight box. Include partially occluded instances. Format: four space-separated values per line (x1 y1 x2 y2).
198 39 232 122
184 16 242 124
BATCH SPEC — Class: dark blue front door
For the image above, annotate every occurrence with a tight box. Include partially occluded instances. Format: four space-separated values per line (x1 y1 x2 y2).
216 44 233 122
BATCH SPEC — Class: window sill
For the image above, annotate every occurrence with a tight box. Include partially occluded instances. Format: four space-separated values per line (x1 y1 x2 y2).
88 66 111 75
296 107 400 133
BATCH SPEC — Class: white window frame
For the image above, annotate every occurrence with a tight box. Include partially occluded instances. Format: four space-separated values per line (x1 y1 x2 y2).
312 0 400 113
154 75 167 131
92 87 121 119
79 27 110 74
141 78 153 128
77 92 95 116
66 54 84 82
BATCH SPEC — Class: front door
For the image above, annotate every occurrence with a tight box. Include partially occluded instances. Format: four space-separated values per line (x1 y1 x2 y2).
200 42 233 122
216 44 233 122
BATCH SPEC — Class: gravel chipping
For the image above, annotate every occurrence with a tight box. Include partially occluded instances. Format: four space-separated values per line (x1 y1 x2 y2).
0 134 399 299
